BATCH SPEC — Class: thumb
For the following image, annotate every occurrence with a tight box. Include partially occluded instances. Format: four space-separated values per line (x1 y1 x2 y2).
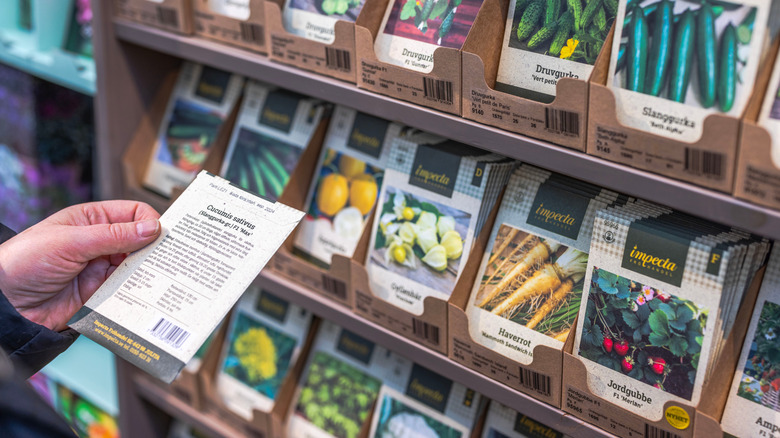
65 219 161 262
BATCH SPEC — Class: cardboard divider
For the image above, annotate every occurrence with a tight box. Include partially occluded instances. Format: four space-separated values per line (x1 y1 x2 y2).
113 0 194 34
121 65 240 214
193 0 268 54
264 117 364 309
585 24 741 193
446 193 565 407
199 308 323 438
351 189 506 355
561 264 768 438
264 0 364 83
734 37 780 210
355 0 468 114
460 0 599 152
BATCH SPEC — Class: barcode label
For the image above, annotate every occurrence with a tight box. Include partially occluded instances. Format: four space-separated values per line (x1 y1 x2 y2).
156 6 179 28
684 148 724 179
150 317 190 349
645 424 682 438
240 22 264 46
322 274 347 300
412 318 440 345
518 366 551 397
544 108 580 137
423 77 453 104
325 47 351 72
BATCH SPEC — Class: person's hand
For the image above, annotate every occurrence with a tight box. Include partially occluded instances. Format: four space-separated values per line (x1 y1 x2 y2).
0 201 161 332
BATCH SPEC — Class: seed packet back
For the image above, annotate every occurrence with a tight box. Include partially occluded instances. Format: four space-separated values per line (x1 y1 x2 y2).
466 166 621 365
144 62 245 198
221 81 326 201
721 246 780 438
374 0 484 72
494 0 617 103
365 134 515 315
216 286 312 418
606 0 769 142
286 320 412 438
69 171 304 383
293 105 400 268
282 0 368 43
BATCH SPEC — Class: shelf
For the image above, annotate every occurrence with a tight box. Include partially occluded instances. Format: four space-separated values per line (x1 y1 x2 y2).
133 373 244 438
0 46 95 95
113 18 780 241
256 270 613 438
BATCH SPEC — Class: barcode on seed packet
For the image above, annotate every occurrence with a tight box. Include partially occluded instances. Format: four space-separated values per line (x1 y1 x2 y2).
325 48 351 72
156 6 179 27
150 317 191 349
545 108 580 137
684 148 724 178
518 366 551 397
412 318 440 345
423 78 453 104
240 22 264 46
645 424 682 438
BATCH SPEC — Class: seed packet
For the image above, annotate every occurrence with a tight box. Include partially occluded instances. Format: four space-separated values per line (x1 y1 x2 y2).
572 201 766 421
368 380 480 438
365 133 515 315
221 81 326 202
216 286 312 419
374 0 485 72
466 165 621 365
207 0 251 20
286 320 412 438
721 247 780 438
282 0 368 43
756 45 780 169
495 0 617 103
480 400 568 438
606 0 769 142
293 106 401 268
143 62 245 198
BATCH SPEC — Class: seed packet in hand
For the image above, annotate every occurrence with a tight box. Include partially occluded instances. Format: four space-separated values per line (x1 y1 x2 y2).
606 0 769 142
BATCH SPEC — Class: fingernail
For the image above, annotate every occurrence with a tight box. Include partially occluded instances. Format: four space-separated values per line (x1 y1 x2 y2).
136 219 159 238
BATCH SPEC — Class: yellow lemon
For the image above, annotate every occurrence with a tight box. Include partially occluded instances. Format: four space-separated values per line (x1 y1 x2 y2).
316 173 349 217
402 207 415 221
338 155 367 180
393 246 406 263
349 174 378 216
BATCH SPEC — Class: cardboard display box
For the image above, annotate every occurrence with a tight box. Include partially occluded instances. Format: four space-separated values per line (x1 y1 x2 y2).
113 0 194 35
193 0 268 54
460 0 594 152
199 307 321 438
354 0 479 115
264 0 364 83
120 68 240 214
446 193 565 408
734 38 780 210
351 189 505 355
586 25 744 194
561 264 767 438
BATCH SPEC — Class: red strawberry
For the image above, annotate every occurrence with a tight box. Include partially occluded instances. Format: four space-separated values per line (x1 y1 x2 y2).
656 292 671 303
653 383 662 389
603 337 614 353
649 357 666 375
762 384 770 393
614 339 629 356
771 378 780 392
621 357 634 373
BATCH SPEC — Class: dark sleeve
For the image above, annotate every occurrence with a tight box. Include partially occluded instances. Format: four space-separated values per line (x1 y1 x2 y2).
0 223 78 379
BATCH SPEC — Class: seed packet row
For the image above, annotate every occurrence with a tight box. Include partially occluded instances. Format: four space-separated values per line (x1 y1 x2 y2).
606 0 770 142
365 133 516 316
721 245 780 438
286 320 483 437
480 400 569 438
216 286 313 420
572 200 767 422
144 62 245 198
220 80 327 202
293 105 405 268
465 165 626 367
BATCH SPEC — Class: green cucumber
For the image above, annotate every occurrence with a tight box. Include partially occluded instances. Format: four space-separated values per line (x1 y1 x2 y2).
627 5 648 93
515 0 530 15
623 2 657 31
260 147 291 189
247 155 268 198
545 0 560 26
737 7 757 44
517 0 545 41
645 0 673 96
528 23 559 49
603 0 617 16
438 7 455 43
549 11 573 55
567 0 583 31
717 24 737 112
616 42 627 73
696 4 717 108
668 9 695 102
579 0 602 30
595 6 607 31
258 160 284 199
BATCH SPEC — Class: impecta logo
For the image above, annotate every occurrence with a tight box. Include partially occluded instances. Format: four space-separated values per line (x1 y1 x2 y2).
622 220 689 287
